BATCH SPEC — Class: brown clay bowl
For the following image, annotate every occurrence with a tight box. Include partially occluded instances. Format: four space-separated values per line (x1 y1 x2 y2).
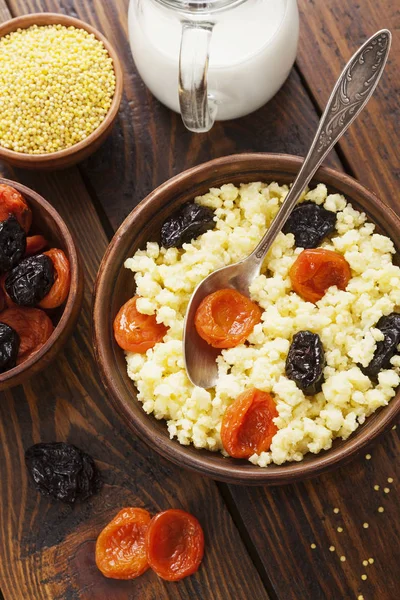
0 13 123 170
93 154 400 485
0 178 84 390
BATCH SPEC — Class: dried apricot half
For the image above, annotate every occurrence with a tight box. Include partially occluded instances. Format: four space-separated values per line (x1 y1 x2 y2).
195 288 262 348
0 306 54 363
146 509 204 581
96 507 152 580
221 388 278 458
0 184 32 233
39 249 71 309
114 296 168 353
289 248 351 303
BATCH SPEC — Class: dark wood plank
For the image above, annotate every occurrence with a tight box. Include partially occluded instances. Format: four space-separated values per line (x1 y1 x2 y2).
2 2 399 600
0 177 270 600
296 0 399 210
0 4 271 600
226 2 400 599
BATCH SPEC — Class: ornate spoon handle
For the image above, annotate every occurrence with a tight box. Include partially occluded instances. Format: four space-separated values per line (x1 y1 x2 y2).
250 29 391 263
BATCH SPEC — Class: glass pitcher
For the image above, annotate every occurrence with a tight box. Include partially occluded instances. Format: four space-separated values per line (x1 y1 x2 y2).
128 0 299 133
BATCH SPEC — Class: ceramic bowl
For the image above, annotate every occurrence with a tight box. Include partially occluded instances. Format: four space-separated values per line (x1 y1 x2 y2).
0 178 84 389
93 154 400 485
0 13 123 170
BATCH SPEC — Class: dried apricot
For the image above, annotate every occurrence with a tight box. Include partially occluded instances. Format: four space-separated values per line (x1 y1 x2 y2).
195 288 262 348
114 296 168 353
96 507 151 580
0 307 54 363
39 248 71 309
26 235 48 256
0 184 32 233
146 509 204 581
289 248 351 303
221 388 278 458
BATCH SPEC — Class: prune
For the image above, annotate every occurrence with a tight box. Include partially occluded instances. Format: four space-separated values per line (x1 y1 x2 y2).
0 322 20 373
282 201 336 248
161 202 215 248
5 254 54 306
286 330 325 395
0 216 27 273
361 313 400 379
25 442 100 503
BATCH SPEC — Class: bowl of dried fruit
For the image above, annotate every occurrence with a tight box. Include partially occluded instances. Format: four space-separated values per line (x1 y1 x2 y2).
0 13 123 170
93 154 400 485
0 178 83 389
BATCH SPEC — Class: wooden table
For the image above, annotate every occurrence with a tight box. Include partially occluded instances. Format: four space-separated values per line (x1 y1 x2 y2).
0 1 398 599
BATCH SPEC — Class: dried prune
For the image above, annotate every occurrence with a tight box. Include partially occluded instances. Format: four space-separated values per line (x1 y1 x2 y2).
25 442 100 503
0 216 27 273
361 313 400 379
161 202 215 248
0 322 20 372
282 201 336 248
286 330 325 395
5 254 54 306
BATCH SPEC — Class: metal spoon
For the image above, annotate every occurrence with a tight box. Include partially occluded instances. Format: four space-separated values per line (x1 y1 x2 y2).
183 29 391 389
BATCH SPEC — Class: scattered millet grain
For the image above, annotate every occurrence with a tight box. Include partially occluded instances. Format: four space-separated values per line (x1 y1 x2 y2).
387 477 393 483
383 487 390 494
361 574 368 581
378 506 385 513
310 543 316 549
365 454 371 460
362 523 369 529
329 545 335 552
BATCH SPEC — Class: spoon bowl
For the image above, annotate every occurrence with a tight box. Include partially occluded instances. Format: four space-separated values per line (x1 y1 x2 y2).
184 257 258 387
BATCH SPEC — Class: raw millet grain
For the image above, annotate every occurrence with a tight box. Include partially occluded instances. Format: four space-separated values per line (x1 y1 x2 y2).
0 24 116 154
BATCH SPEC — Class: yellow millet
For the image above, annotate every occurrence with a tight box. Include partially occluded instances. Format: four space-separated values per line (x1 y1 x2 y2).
0 24 116 154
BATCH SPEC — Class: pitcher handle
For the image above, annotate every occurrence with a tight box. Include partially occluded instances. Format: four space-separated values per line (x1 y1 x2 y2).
179 21 217 133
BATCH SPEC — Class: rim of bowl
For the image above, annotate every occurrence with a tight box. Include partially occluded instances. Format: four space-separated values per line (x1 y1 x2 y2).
93 153 400 485
0 13 123 163
0 177 83 385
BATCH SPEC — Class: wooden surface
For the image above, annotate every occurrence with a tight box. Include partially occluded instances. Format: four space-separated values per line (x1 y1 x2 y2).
0 1 398 599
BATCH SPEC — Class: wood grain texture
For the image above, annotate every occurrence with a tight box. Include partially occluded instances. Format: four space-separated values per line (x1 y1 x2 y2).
296 0 399 209
0 168 270 600
1 1 399 600
228 2 400 598
0 4 271 599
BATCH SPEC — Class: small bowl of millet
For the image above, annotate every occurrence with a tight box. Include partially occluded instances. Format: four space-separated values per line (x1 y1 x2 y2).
0 13 123 170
